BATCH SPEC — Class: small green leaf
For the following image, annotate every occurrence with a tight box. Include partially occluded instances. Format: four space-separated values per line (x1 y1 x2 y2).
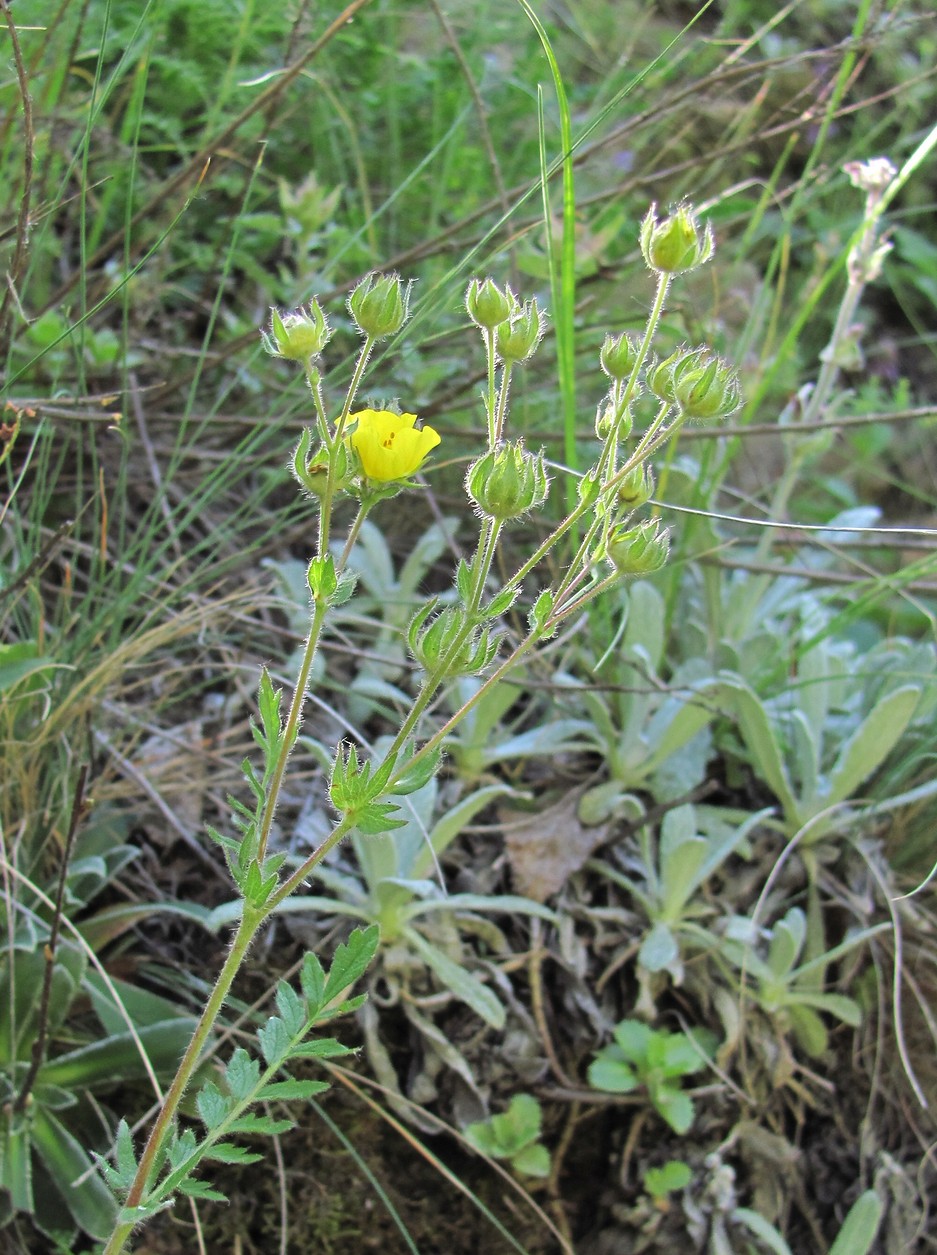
225 1115 294 1137
612 1019 653 1062
203 1143 264 1165
176 1179 229 1203
257 1016 291 1065
655 1087 694 1134
196 1081 231 1131
255 1078 329 1102
288 1036 356 1061
274 981 306 1037
322 925 380 1005
643 1160 691 1199
511 1143 551 1177
300 952 326 1013
587 1056 638 1093
225 1048 261 1102
828 1190 883 1255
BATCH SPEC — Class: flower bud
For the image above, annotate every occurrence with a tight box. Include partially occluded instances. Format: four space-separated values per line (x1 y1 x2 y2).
263 301 331 361
600 331 641 381
605 519 670 575
466 441 549 521
595 398 633 441
348 273 411 339
670 348 742 421
617 462 654 509
640 204 714 274
466 278 515 330
407 603 498 678
495 297 545 364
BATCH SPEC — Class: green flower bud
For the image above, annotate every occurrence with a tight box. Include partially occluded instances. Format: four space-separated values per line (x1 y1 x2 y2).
617 462 654 509
645 348 683 404
600 331 641 381
466 277 515 330
640 204 714 274
670 348 742 421
348 273 411 339
604 519 671 575
495 297 545 364
466 441 549 521
407 602 498 678
595 398 633 441
263 301 331 361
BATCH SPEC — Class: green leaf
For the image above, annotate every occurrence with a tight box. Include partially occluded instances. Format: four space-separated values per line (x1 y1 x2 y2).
655 1087 694 1134
825 685 920 806
31 1108 118 1239
731 1207 793 1255
643 1160 691 1199
612 1019 653 1062
587 1056 638 1093
274 981 306 1037
511 1143 551 1177
115 1119 137 1184
225 1114 294 1137
406 930 505 1028
176 1178 229 1203
828 1190 883 1255
196 1081 231 1131
202 1143 264 1165
288 1036 356 1061
257 1016 291 1065
719 678 800 824
225 1048 261 1102
639 922 680 973
322 925 380 1005
255 1078 329 1101
0 1116 33 1213
300 952 326 1013
354 801 407 835
767 909 805 977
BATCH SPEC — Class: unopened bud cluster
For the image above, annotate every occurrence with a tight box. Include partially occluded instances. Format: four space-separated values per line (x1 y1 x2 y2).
264 301 331 361
640 204 714 275
604 519 670 575
349 273 411 339
647 346 741 421
408 602 498 678
466 278 546 365
467 441 549 522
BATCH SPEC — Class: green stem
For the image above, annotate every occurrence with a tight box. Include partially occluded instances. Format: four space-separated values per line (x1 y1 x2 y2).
102 907 265 1255
256 595 329 864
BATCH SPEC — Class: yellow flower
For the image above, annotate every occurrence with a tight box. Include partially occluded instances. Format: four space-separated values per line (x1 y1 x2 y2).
348 409 441 483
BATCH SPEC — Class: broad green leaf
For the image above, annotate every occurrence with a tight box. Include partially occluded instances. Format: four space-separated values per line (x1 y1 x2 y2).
0 1116 33 1213
612 1019 653 1062
41 1018 196 1088
767 909 805 978
655 1087 694 1134
406 930 505 1028
638 922 679 973
511 1143 551 1177
300 951 326 1013
31 1108 118 1239
828 1190 883 1255
587 1056 638 1093
731 1207 793 1255
825 685 920 806
718 678 799 823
